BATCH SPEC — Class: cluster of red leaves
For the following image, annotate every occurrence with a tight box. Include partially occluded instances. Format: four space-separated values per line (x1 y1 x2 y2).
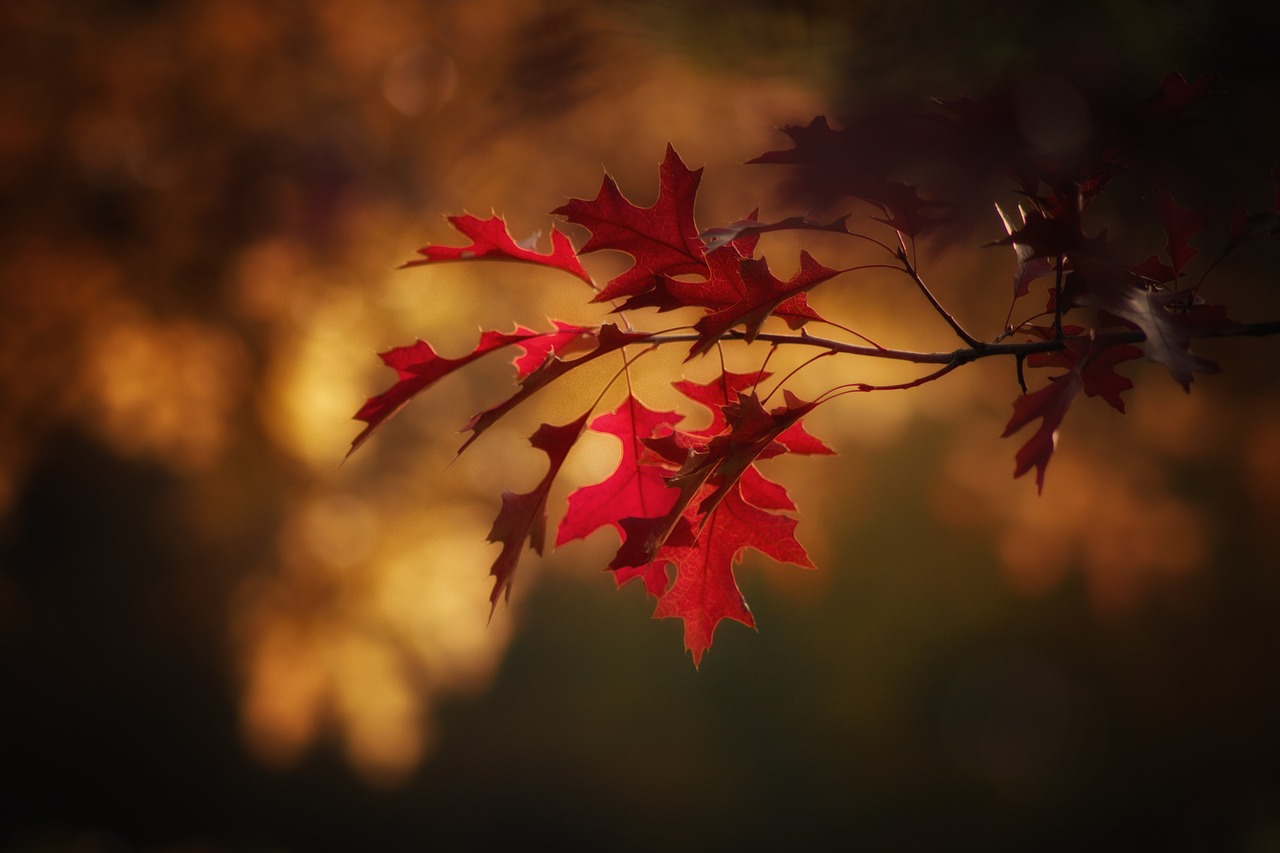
349 72 1278 664
350 144 842 664
980 75 1270 486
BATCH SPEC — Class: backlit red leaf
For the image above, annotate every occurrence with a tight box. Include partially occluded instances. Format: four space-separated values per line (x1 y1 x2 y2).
555 395 683 548
689 251 839 357
652 480 814 668
402 213 591 285
554 145 707 301
512 320 597 377
349 326 540 457
486 413 590 614
604 375 828 664
459 324 652 454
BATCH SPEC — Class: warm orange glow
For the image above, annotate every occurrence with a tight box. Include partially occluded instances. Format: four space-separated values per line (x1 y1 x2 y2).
1243 404 1280 534
236 482 511 782
936 398 1212 614
80 314 249 472
240 612 328 768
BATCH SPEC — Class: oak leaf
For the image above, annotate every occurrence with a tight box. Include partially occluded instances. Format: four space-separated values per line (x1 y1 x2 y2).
458 324 652 454
555 395 683 550
1152 188 1207 278
689 251 839 357
653 480 814 667
402 213 591 285
350 326 548 457
1076 280 1231 390
1003 330 1142 490
603 373 827 664
486 413 590 614
995 203 1056 297
554 145 707 302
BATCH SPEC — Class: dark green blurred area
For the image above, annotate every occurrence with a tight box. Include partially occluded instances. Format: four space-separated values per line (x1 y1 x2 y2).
8 427 1280 851
627 0 1280 94
3 1 1280 851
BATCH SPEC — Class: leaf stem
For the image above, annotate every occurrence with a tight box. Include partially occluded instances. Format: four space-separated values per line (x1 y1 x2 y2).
818 361 962 402
762 349 837 406
841 229 899 257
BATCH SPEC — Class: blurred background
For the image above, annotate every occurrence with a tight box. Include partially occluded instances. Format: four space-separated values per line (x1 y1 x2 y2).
2 1 1280 850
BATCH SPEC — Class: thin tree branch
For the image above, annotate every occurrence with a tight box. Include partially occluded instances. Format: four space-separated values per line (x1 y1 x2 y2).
642 319 1280 366
894 238 983 347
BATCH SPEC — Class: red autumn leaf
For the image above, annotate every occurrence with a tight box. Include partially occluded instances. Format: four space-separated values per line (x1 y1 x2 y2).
608 278 693 315
608 375 827 576
402 213 591 285
553 145 707 302
606 443 717 574
608 515 682 597
669 373 833 457
612 244 748 315
672 372 765 438
694 391 824 519
555 394 683 549
614 243 828 339
512 320 597 377
737 465 800 511
459 323 652 454
349 325 547 457
773 413 836 457
652 479 814 668
1023 326 1143 413
485 414 590 614
1078 343 1144 411
1003 330 1142 490
1152 188 1207 277
689 251 840 358
1002 373 1079 493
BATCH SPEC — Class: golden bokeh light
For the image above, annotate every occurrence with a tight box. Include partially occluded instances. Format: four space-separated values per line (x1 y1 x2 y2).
237 499 509 786
934 377 1220 614
79 313 250 472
